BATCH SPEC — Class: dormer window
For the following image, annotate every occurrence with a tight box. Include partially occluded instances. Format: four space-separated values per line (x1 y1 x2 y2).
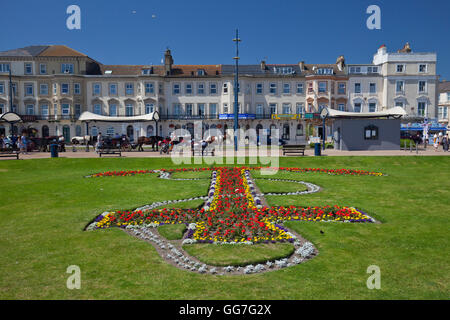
142 68 152 75
349 66 361 74
274 66 294 74
317 68 333 75
104 70 112 75
197 69 205 76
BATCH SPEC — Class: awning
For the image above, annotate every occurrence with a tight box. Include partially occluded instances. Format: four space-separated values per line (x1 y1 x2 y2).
79 111 159 122
0 112 23 124
325 107 407 119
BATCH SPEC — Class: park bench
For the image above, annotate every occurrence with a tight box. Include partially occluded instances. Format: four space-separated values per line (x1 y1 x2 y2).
99 148 122 158
282 144 306 156
192 147 215 157
0 150 20 160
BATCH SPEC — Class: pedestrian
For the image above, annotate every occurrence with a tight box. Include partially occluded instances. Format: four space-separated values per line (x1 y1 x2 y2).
19 132 27 154
443 134 449 152
433 134 439 152
95 132 103 153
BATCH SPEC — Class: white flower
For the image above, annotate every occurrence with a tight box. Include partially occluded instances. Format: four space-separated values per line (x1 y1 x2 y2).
182 238 196 245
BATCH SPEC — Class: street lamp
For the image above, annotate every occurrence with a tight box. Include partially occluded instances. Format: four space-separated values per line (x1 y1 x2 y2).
320 107 329 151
233 29 241 152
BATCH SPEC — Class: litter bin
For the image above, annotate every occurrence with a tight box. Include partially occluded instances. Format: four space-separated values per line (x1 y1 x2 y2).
314 143 321 156
50 144 59 158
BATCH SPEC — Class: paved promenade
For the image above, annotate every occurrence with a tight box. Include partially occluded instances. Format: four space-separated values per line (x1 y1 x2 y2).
3 147 449 160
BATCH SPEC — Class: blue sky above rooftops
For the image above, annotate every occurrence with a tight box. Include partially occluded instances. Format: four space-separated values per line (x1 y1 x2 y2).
1 0 449 79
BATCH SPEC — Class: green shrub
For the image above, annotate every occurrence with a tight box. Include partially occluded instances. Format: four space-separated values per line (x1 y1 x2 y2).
401 139 416 149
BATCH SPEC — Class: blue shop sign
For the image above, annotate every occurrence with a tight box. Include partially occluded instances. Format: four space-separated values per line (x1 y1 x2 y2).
219 114 256 120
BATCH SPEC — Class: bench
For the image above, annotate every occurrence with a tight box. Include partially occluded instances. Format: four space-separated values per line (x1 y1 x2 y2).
192 147 215 157
0 150 20 160
282 144 306 156
99 148 122 157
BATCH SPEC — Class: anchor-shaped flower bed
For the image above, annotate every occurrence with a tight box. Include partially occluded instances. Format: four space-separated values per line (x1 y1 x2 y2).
86 167 381 275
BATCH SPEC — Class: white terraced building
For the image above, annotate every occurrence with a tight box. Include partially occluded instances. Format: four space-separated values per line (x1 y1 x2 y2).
0 43 440 143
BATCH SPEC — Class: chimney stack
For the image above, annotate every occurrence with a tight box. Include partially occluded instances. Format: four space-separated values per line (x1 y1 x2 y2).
164 49 173 75
299 61 305 71
336 55 345 71
260 60 266 71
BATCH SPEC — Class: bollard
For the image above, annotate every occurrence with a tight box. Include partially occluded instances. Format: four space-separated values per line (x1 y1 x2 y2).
416 143 418 154
410 141 412 152
404 139 407 151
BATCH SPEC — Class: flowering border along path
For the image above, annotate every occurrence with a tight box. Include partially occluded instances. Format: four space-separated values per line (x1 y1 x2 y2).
86 167 381 275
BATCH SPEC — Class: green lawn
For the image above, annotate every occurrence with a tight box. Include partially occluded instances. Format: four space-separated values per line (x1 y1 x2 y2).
0 156 449 299
183 243 295 267
158 224 187 240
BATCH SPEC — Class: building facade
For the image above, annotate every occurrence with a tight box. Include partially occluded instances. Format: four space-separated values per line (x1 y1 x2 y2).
438 81 450 128
0 43 440 143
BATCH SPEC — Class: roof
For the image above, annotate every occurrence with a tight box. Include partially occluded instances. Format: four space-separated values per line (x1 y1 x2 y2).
0 112 22 123
439 81 450 93
38 45 87 57
79 111 159 122
326 107 407 119
167 65 221 76
0 45 88 58
99 64 221 76
0 45 49 57
222 63 346 77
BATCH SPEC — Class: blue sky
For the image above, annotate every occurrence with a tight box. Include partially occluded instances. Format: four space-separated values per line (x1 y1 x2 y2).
1 0 449 79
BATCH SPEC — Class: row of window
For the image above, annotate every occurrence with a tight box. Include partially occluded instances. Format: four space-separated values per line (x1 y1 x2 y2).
395 80 428 94
0 82 81 96
396 64 428 73
92 82 164 96
173 81 348 96
349 66 379 74
0 103 82 117
353 82 377 94
92 103 156 116
0 62 74 75
0 80 432 98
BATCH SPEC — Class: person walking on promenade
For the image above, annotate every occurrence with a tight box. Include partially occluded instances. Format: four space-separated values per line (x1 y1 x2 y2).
433 134 439 152
19 132 28 154
443 134 449 152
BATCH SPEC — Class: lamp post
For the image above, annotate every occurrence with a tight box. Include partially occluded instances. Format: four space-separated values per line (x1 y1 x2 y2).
233 29 241 152
8 68 14 135
85 121 90 152
153 111 160 151
320 107 329 151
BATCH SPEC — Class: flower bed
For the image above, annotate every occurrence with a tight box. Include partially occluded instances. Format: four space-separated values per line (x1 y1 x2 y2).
88 166 384 178
90 167 377 244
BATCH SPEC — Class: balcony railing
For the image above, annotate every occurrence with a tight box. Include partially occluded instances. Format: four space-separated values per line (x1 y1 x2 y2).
19 114 81 122
160 114 219 120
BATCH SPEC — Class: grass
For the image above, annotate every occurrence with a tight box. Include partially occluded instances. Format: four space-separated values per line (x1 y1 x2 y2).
0 156 449 299
155 199 205 209
253 178 308 193
158 224 187 240
183 243 295 267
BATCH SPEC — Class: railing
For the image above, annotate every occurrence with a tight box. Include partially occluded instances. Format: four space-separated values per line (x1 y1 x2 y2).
20 115 81 122
160 114 220 120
